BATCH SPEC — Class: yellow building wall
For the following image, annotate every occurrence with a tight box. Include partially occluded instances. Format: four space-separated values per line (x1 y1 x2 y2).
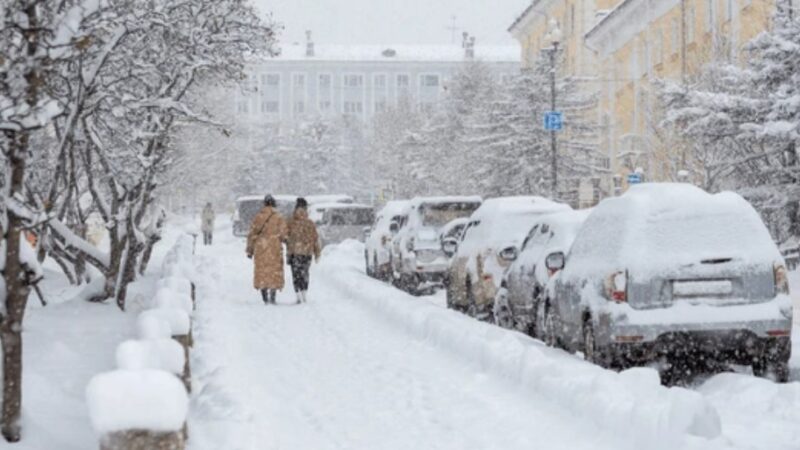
598 0 778 187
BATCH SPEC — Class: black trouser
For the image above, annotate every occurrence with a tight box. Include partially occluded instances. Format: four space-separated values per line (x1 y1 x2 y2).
288 254 312 292
203 231 213 245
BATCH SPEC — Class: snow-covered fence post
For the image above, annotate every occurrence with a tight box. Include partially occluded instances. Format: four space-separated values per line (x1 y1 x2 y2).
87 370 188 450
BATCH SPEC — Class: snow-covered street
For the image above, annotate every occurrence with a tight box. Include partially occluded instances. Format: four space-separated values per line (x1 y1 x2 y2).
188 224 626 450
185 221 800 450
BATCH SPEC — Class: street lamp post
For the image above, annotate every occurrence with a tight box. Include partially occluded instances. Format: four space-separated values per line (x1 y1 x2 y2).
546 20 562 199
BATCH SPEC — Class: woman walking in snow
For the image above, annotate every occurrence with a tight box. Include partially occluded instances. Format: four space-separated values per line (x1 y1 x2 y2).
201 202 215 245
246 195 288 305
286 198 321 304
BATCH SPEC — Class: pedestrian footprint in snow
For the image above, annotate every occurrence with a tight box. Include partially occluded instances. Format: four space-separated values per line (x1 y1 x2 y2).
287 197 322 304
201 202 215 245
246 195 288 305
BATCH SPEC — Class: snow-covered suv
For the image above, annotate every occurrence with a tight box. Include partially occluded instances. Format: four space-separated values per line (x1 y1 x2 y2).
391 197 482 294
547 184 793 381
446 197 571 319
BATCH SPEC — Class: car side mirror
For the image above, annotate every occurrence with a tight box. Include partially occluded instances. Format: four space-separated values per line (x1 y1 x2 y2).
545 252 566 271
442 238 459 257
389 222 399 234
499 246 519 262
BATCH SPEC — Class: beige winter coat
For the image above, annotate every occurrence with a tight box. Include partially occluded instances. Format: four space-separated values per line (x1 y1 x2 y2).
246 206 288 290
286 208 321 259
201 205 215 233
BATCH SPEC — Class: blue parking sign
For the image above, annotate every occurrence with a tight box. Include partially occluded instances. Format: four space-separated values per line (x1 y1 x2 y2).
627 173 643 184
544 111 563 131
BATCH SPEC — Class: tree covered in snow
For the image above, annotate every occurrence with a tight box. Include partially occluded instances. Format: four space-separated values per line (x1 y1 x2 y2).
370 57 597 200
660 4 800 242
1 0 276 441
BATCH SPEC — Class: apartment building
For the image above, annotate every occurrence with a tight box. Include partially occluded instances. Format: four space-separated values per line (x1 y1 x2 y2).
235 34 520 127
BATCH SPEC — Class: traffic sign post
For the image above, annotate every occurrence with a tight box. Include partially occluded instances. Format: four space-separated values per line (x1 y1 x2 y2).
544 111 563 131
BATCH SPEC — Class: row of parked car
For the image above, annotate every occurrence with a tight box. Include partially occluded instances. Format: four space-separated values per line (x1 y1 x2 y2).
232 194 375 247
364 184 794 382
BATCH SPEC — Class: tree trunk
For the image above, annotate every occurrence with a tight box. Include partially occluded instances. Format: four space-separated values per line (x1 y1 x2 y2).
1 134 32 443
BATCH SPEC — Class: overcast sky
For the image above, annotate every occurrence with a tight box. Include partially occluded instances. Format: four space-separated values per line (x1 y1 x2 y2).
253 0 529 47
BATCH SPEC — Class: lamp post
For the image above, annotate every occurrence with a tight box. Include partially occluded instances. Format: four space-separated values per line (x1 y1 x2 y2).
545 20 562 199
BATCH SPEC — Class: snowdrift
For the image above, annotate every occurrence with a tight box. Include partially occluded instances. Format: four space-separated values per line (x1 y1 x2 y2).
318 240 722 448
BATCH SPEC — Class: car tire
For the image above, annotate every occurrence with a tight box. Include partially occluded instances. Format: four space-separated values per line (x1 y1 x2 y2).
493 290 513 329
365 252 372 277
465 276 476 317
753 357 790 383
583 320 598 364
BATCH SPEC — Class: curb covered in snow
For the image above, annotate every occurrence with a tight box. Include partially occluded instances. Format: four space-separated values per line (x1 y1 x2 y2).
317 241 722 449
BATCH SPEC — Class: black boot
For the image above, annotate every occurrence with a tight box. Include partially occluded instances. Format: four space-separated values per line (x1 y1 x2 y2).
269 290 277 304
261 289 269 304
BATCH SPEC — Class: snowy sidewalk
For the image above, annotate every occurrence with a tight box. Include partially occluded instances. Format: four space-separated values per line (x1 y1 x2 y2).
188 230 629 450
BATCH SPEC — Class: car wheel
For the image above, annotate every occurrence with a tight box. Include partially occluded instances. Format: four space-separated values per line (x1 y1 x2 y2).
373 255 381 280
583 320 597 364
543 303 558 348
365 251 372 277
493 290 513 329
752 357 790 383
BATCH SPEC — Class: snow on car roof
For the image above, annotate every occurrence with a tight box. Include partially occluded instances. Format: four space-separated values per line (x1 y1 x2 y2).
409 196 483 208
567 183 781 279
471 196 571 221
237 194 296 203
311 202 372 210
305 194 354 204
377 200 410 217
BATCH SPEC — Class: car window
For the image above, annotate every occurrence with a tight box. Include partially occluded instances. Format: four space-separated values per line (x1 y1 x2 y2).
540 224 550 235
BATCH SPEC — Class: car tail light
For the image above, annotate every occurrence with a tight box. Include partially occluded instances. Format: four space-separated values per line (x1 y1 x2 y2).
604 271 627 303
482 273 493 282
774 263 790 295
767 329 790 337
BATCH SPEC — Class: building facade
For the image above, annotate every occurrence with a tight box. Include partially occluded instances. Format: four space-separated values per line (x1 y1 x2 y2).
235 37 520 127
509 0 782 203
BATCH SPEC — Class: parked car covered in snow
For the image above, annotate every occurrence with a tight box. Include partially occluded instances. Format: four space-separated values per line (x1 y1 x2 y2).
315 203 375 247
446 197 571 319
365 200 410 280
391 196 482 294
545 184 793 381
232 195 297 237
439 217 469 252
493 209 591 335
233 194 353 237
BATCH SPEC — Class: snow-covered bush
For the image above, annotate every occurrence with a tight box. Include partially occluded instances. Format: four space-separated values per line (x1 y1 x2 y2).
116 339 185 375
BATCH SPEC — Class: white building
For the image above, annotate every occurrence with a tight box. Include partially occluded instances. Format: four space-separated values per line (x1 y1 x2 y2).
235 34 521 125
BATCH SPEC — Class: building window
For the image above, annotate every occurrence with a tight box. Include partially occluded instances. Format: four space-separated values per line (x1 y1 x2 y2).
293 73 305 88
374 74 387 88
671 18 679 54
705 0 715 32
687 4 696 43
319 100 332 112
294 101 305 114
237 100 249 114
319 74 332 88
654 30 663 65
420 74 440 87
344 101 363 114
263 73 280 86
397 74 410 87
344 75 363 87
261 101 279 114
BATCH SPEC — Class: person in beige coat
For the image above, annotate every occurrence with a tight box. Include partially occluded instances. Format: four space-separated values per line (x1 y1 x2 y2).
246 195 288 305
286 198 322 304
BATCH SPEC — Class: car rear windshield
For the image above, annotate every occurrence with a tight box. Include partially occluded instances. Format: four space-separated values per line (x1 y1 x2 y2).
324 208 375 226
643 212 773 262
421 203 480 227
237 200 263 222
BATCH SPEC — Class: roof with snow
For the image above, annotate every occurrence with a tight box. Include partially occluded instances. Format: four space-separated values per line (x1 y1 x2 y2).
259 44 520 63
409 196 483 207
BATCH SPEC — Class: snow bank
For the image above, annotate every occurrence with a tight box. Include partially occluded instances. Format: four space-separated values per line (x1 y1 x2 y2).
162 234 195 280
318 241 723 448
139 307 191 337
116 339 185 375
158 275 192 295
86 369 188 433
153 287 193 316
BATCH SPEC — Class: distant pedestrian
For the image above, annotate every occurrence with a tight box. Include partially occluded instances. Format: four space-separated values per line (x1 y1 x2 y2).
286 198 321 304
201 202 215 245
246 195 288 305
